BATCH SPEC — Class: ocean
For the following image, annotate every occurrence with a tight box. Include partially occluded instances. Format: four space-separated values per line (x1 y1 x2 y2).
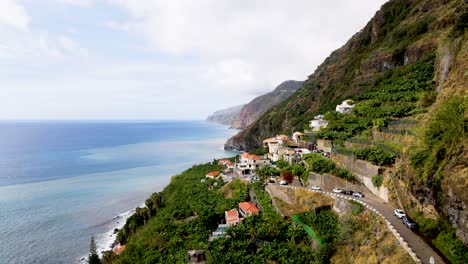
0 121 238 264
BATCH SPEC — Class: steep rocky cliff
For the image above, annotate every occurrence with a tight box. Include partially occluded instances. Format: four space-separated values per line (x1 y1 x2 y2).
206 104 244 126
231 80 304 129
224 0 467 259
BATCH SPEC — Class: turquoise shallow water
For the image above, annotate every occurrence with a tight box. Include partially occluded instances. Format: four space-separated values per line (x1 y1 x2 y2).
0 121 237 263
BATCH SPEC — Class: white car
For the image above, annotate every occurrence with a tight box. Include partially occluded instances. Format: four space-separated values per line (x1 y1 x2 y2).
332 188 343 193
394 209 406 219
279 180 288 185
311 185 321 190
353 192 364 198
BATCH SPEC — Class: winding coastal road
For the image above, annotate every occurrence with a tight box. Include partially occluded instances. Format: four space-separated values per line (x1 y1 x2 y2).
275 184 446 264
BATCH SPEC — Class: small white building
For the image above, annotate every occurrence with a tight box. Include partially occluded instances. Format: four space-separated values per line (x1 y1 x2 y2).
292 132 304 144
309 115 328 131
336 100 355 114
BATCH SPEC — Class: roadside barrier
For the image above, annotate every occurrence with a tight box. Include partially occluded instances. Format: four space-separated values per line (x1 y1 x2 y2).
277 185 422 263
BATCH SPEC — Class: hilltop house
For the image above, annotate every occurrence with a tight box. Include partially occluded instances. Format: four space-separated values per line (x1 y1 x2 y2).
238 202 260 217
236 152 270 175
309 115 328 131
336 100 354 113
205 171 220 179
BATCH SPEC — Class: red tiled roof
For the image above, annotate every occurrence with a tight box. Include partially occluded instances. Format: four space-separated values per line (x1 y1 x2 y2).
239 202 260 214
113 244 126 255
225 209 240 224
240 152 263 161
206 171 220 177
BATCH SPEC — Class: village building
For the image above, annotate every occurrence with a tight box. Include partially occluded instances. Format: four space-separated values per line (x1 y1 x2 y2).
335 100 355 113
309 115 328 131
238 202 260 217
187 250 206 264
225 209 241 225
205 171 220 179
236 152 270 175
292 132 304 144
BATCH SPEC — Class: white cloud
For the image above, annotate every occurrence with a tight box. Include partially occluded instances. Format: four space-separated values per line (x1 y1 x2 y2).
53 0 95 7
108 0 386 95
0 0 30 30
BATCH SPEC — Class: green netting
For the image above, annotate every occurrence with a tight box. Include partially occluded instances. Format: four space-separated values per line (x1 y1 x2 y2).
291 215 323 244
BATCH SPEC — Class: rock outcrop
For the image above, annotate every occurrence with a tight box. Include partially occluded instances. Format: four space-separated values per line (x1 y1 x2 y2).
231 80 304 129
206 104 244 126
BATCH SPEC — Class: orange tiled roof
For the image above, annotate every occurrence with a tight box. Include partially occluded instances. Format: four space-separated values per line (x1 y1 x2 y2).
239 202 260 214
225 209 239 224
240 152 263 161
206 171 220 177
113 244 126 255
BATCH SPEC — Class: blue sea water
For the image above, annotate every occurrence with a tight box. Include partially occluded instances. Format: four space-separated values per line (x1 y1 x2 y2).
0 121 238 264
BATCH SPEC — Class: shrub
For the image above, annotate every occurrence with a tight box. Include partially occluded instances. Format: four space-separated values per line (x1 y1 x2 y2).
372 175 383 188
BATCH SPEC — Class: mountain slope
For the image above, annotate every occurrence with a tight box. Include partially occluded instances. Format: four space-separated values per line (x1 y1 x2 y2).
206 104 244 126
224 0 467 261
225 0 466 151
231 80 304 129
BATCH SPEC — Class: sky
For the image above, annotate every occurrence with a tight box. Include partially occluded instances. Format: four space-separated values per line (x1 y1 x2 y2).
0 0 387 120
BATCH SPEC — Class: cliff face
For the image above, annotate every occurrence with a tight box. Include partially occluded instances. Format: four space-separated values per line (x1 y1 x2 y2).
206 104 244 126
231 80 304 129
224 0 468 250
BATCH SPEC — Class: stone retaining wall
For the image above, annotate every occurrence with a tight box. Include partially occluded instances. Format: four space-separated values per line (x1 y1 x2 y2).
331 153 389 202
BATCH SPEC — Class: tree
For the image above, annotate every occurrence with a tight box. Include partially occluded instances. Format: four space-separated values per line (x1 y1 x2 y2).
282 171 293 183
88 236 101 264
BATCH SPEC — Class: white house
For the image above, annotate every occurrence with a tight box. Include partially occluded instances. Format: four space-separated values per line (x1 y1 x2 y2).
309 115 328 131
292 132 304 143
236 152 270 175
336 100 355 114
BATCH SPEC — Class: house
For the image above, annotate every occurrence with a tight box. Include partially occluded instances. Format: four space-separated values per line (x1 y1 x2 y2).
238 202 260 217
205 171 220 179
336 100 354 114
309 115 328 131
113 243 126 255
282 148 299 164
292 132 304 144
276 134 290 145
225 209 241 225
263 137 278 148
187 250 206 263
219 159 235 169
236 152 270 175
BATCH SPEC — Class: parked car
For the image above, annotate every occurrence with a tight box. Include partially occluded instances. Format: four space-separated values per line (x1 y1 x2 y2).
332 188 343 193
402 216 417 229
394 209 406 219
279 180 288 185
353 192 365 198
342 190 354 195
311 185 321 190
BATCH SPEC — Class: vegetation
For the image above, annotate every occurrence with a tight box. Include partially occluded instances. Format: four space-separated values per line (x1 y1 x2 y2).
256 166 279 181
107 162 345 263
410 97 466 185
351 146 396 166
317 55 435 142
303 153 355 182
88 236 101 264
372 175 384 188
251 147 269 155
